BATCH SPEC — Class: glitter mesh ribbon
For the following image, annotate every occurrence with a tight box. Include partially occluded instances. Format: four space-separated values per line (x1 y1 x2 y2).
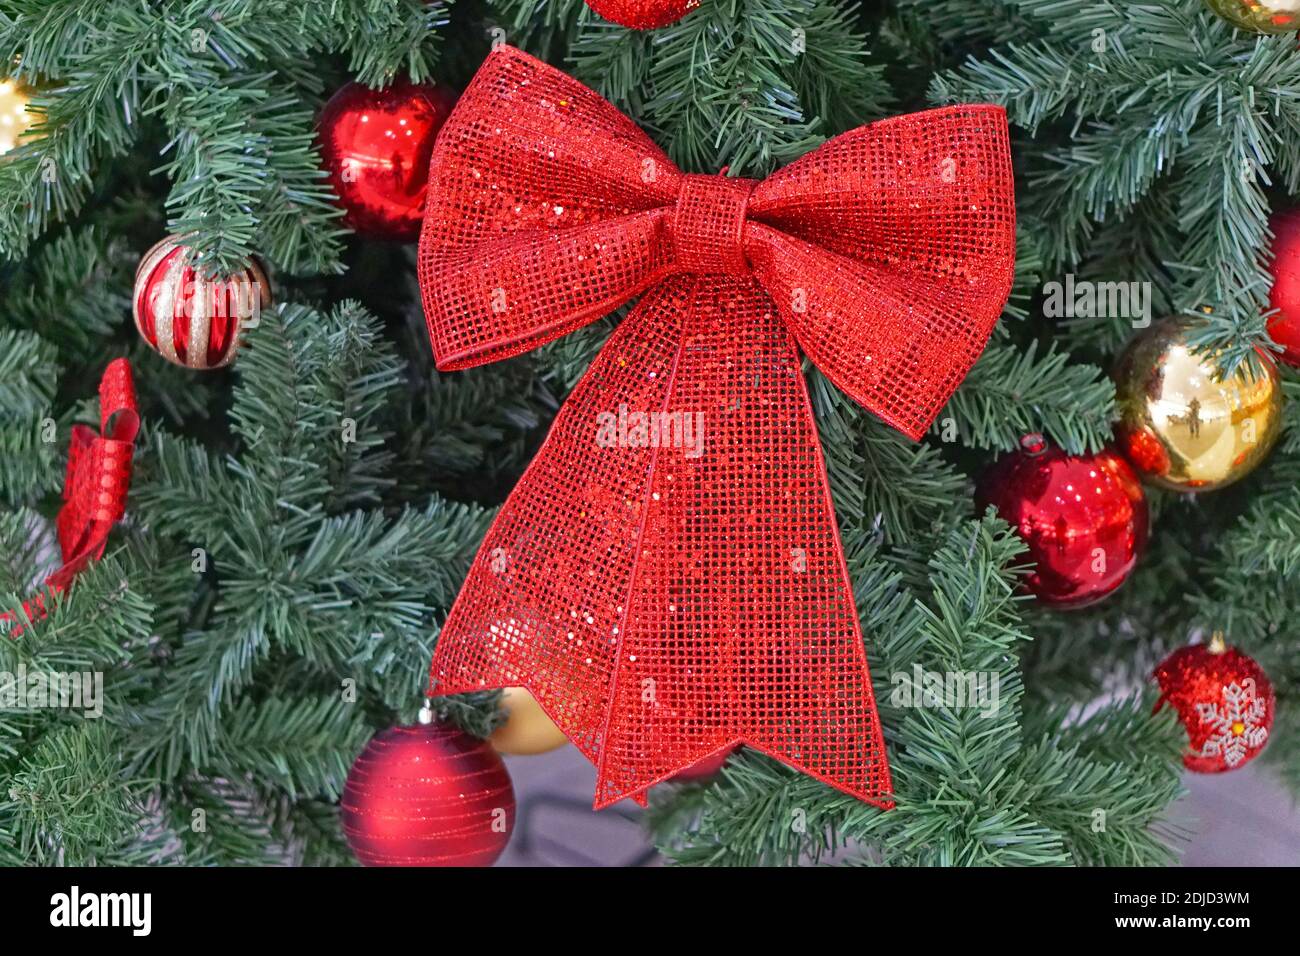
418 46 1016 808
2 359 139 637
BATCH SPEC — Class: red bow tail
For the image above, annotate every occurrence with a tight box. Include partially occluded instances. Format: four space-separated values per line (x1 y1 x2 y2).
431 276 890 807
418 46 1015 807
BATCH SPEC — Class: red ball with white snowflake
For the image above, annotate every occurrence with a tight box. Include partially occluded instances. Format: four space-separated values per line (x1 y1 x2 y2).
1153 636 1275 773
584 0 699 30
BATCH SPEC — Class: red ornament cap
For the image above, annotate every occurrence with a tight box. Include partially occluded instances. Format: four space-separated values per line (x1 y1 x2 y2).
1019 432 1048 455
1153 636 1275 773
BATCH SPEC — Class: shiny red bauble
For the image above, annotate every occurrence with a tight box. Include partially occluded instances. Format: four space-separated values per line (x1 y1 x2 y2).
341 720 515 866
975 434 1149 608
133 236 272 370
317 79 455 241
584 0 699 30
1267 208 1300 366
1154 640 1274 773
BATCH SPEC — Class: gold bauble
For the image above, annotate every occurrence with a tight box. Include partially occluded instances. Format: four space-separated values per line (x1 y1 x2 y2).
1203 0 1300 35
488 687 569 755
1113 317 1284 492
0 78 38 156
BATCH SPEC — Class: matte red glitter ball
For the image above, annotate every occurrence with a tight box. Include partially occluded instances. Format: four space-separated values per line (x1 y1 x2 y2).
1267 208 1300 366
318 79 455 241
341 722 515 866
1154 640 1274 773
584 0 699 30
976 434 1149 608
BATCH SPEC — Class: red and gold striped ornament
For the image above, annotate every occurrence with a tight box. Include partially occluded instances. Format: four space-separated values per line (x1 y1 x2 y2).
133 236 272 370
341 707 516 866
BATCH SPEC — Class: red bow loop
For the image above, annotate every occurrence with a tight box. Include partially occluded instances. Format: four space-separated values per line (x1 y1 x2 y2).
744 106 1016 438
5 359 138 632
419 47 682 371
56 358 138 571
417 45 1016 808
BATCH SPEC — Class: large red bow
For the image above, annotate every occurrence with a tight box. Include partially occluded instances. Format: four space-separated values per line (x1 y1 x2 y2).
418 46 1015 808
2 359 139 638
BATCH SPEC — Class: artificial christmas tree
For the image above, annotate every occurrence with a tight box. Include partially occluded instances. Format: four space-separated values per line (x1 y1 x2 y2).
0 0 1295 869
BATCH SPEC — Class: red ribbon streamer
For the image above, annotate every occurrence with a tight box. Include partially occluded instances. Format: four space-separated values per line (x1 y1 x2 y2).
418 46 1016 808
2 359 139 638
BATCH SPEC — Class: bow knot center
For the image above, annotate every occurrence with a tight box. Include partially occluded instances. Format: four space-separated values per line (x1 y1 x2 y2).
670 174 756 276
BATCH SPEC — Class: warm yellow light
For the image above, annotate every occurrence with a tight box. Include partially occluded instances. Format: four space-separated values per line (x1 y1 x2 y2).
0 78 35 156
